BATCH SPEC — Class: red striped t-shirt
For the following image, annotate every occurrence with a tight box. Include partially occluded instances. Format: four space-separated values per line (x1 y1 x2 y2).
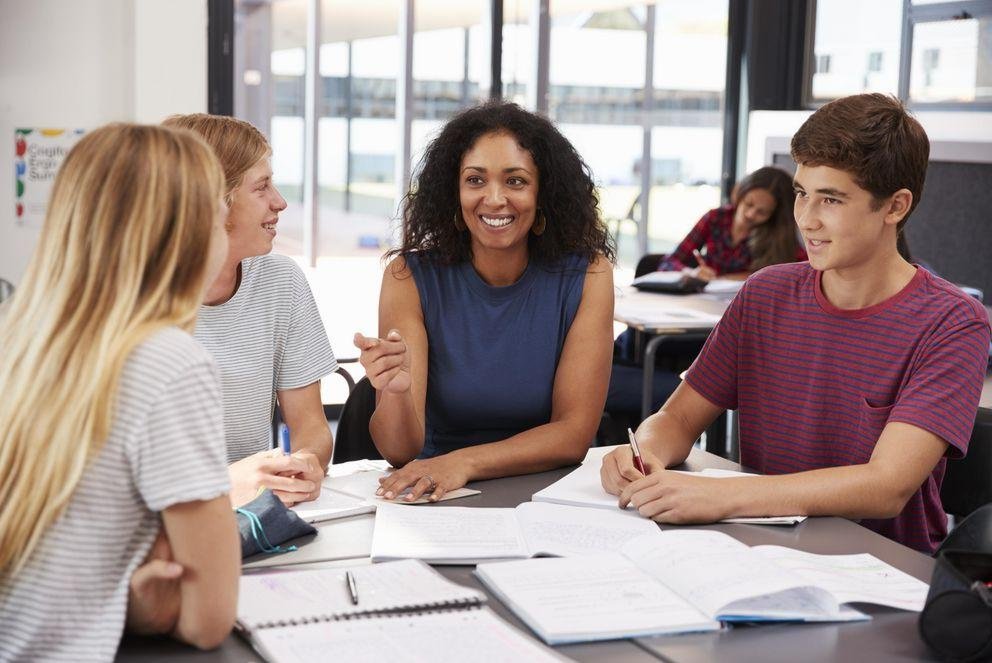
686 262 991 553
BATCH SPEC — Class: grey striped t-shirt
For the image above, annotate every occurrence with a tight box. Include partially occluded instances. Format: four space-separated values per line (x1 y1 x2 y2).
194 254 336 463
0 328 230 662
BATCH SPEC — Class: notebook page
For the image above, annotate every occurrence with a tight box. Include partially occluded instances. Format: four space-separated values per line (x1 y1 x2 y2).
251 608 568 663
622 530 839 620
237 559 483 630
515 501 660 556
754 546 929 611
531 448 629 511
370 504 529 563
475 554 718 644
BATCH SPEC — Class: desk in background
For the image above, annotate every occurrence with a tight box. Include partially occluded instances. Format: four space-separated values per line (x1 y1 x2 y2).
117 448 937 663
614 287 734 456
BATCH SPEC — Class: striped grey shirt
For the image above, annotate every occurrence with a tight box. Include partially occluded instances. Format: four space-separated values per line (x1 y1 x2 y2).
194 254 336 463
0 328 229 662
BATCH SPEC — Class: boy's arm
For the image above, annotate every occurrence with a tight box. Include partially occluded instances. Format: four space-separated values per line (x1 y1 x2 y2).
619 421 948 524
601 382 724 494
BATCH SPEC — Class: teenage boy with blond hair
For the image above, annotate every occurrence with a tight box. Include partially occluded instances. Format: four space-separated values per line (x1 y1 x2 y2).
601 93 990 553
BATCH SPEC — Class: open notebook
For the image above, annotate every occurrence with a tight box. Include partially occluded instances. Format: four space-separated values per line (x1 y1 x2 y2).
371 501 659 564
532 446 807 525
475 530 929 645
238 559 563 662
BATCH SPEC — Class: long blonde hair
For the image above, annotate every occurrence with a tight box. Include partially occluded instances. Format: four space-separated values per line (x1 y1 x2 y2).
162 113 270 202
0 124 224 575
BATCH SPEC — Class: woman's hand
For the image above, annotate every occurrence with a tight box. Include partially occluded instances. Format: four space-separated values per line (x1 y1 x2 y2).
127 528 182 636
685 265 717 282
600 445 661 496
227 450 317 507
375 454 472 503
618 470 729 524
354 329 411 394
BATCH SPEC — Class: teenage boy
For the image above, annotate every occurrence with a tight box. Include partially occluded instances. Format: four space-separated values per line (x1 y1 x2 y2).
601 93 990 553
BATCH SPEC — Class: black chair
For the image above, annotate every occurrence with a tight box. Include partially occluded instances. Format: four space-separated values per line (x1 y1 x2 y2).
938 503 992 555
634 253 666 278
941 408 992 521
332 376 381 464
0 278 13 304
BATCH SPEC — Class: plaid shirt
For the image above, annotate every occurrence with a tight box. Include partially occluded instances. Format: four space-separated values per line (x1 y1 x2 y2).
660 205 751 275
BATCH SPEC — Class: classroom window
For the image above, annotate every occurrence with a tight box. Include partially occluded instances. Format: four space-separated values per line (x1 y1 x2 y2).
867 51 884 72
911 18 991 103
810 0 902 99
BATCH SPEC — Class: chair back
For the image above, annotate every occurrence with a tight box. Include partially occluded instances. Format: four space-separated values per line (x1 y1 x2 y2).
941 408 992 519
938 502 992 555
332 376 381 464
634 254 667 278
0 278 13 304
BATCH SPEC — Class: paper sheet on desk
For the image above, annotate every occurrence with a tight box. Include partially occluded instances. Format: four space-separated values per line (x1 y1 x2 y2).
532 448 805 525
614 301 723 328
324 468 481 505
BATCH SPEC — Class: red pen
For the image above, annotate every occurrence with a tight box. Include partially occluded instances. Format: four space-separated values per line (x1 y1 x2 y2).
627 428 647 475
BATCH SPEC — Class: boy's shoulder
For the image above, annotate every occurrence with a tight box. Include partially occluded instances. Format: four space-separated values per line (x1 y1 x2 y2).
740 261 815 296
914 267 989 323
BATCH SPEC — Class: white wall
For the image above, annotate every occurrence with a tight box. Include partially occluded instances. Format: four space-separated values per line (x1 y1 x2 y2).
0 0 207 285
746 109 992 173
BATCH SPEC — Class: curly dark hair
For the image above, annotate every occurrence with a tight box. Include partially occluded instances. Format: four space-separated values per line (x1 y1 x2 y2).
390 101 615 266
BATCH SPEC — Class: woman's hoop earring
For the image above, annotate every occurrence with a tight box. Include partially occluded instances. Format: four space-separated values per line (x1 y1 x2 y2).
454 212 466 231
532 211 547 236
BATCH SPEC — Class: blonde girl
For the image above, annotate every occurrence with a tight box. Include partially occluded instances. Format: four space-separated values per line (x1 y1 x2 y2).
0 123 239 660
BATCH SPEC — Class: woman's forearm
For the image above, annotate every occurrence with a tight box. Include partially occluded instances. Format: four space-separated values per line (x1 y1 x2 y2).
452 416 596 481
370 389 426 466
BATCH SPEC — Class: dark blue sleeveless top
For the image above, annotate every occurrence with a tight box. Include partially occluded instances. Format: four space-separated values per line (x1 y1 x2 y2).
406 251 587 458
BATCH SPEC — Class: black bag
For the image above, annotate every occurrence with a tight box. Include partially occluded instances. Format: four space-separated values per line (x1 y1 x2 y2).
235 489 316 558
631 271 708 294
919 550 992 662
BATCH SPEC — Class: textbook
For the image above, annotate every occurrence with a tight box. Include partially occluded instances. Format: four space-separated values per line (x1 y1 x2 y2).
370 501 659 564
237 559 565 662
532 446 807 525
475 529 930 645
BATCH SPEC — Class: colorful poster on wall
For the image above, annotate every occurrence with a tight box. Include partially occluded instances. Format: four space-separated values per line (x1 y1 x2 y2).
15 128 86 228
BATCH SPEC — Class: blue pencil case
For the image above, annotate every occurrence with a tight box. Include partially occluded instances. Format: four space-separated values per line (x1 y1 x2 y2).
235 489 316 558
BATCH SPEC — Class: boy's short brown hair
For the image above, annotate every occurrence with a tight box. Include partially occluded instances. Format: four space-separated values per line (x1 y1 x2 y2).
791 93 930 229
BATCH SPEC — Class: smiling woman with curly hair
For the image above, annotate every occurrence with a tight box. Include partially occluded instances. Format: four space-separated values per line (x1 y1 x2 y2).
354 101 616 501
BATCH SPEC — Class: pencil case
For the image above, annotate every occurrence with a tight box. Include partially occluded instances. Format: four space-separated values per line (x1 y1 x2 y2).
919 550 992 662
235 488 316 559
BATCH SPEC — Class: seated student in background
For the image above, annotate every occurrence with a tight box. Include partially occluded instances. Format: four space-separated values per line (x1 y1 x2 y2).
0 124 239 659
606 167 807 425
164 114 336 508
354 101 615 501
658 165 806 280
601 93 991 554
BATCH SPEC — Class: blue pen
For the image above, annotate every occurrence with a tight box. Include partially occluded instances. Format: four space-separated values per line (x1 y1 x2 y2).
278 423 292 456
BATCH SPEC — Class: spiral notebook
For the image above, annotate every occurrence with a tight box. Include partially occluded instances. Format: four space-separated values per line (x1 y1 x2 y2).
238 560 565 662
237 559 484 631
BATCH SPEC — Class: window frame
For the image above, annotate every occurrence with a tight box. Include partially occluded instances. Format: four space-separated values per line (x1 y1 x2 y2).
805 0 992 110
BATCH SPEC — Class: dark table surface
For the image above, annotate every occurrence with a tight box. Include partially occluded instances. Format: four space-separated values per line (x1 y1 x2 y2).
118 447 937 662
